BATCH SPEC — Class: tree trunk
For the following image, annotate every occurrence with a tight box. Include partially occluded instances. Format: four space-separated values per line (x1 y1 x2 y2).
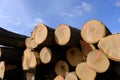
81 20 111 44
55 24 81 46
0 27 27 49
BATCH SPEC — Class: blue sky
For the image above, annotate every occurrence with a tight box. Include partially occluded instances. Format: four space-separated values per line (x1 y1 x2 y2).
0 0 120 36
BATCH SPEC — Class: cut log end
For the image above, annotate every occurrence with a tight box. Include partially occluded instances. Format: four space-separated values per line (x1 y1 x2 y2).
81 20 107 43
87 50 110 73
55 24 70 45
0 61 5 79
76 62 96 80
40 47 52 64
25 38 38 49
35 23 48 44
98 34 120 61
65 72 78 80
55 60 69 76
54 75 64 80
22 49 37 70
66 47 84 67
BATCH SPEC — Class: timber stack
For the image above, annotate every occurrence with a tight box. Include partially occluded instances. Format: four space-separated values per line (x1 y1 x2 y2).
0 20 120 80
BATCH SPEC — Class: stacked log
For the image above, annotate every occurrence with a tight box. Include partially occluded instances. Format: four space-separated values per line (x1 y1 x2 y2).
1 19 120 80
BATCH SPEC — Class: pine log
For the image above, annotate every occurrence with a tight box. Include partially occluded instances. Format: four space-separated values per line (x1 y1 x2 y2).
0 27 27 49
76 62 96 80
39 47 52 64
55 60 69 77
65 72 78 80
81 20 111 44
0 47 22 64
25 37 38 49
87 50 110 73
80 40 95 57
39 47 67 64
98 33 120 61
55 24 81 46
0 61 5 79
54 75 64 80
34 23 56 47
66 47 84 67
22 48 37 70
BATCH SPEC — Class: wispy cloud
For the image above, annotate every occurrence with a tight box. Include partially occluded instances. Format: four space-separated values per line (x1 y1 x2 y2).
27 17 44 28
117 17 120 22
61 2 92 17
0 15 21 26
114 0 120 7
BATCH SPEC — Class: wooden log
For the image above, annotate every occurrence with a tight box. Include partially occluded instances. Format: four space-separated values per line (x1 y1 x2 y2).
39 47 52 64
66 47 84 67
0 27 27 49
54 75 64 80
55 60 69 77
98 33 120 62
31 26 37 39
39 47 66 64
55 24 81 46
80 40 95 57
65 72 78 80
87 50 110 73
81 20 111 44
0 61 5 79
34 23 56 47
25 37 38 49
22 48 37 70
0 47 22 64
76 62 96 80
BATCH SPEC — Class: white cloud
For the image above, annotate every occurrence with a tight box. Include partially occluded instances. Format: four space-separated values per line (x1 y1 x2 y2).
117 17 120 22
61 2 92 17
0 15 21 26
27 18 44 28
114 0 120 7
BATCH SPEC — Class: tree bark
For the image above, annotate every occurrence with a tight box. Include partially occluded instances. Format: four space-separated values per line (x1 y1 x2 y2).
0 27 27 49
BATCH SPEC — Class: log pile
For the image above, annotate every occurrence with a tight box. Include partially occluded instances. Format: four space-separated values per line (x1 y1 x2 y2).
0 20 120 80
